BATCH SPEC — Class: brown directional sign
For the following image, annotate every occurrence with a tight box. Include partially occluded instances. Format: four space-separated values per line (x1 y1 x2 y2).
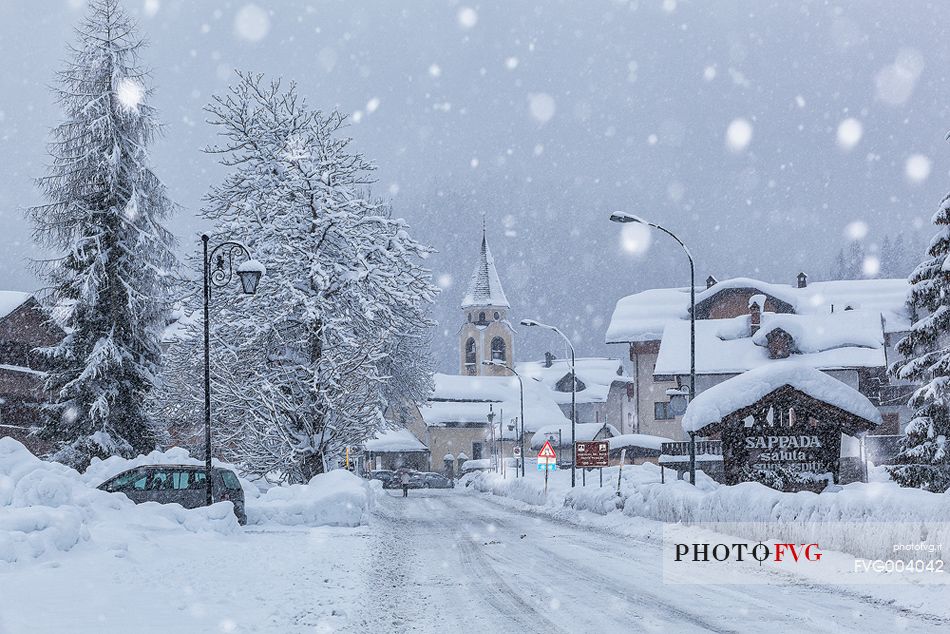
575 441 609 468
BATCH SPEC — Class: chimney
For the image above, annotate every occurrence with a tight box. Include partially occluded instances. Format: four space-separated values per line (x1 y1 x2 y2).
749 294 765 336
544 351 556 368
797 271 808 288
706 275 718 289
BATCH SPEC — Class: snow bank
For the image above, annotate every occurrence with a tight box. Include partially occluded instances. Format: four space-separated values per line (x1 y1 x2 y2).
463 463 950 562
0 438 238 565
85 446 379 528
247 470 379 527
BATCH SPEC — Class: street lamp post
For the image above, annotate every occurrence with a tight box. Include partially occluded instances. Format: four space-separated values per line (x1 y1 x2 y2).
609 212 697 485
202 234 265 506
486 404 496 473
483 360 525 477
520 319 577 487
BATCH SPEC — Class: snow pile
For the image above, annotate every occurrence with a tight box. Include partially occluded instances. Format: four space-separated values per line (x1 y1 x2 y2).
752 310 884 353
0 439 238 565
464 462 950 562
247 470 379 527
608 434 670 451
681 364 882 433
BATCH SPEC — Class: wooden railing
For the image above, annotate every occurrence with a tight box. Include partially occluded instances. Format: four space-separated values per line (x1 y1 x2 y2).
660 440 723 457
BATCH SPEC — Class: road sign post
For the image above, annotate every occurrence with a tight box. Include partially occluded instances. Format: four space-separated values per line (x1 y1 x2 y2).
537 441 558 495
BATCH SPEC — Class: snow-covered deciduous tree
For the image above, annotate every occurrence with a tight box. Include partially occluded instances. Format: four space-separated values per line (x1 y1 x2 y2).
889 193 950 492
27 0 177 469
193 72 437 482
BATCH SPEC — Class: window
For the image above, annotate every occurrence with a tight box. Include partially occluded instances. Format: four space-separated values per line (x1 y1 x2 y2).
148 469 174 491
465 337 477 366
493 311 500 320
472 442 483 460
108 469 148 491
490 337 506 362
219 470 241 490
479 312 486 322
654 401 675 421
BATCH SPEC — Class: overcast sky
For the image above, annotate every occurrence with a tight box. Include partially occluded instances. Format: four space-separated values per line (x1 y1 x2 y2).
1 0 948 371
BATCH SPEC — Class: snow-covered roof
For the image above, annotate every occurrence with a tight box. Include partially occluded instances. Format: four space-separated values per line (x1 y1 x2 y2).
608 433 672 451
363 429 428 453
654 310 886 375
0 291 32 321
420 373 569 433
606 277 910 343
516 357 632 405
460 228 509 309
681 364 883 434
529 423 619 450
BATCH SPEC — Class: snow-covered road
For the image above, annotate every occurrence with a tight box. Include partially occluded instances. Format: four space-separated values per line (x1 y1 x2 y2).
361 489 949 633
3 488 949 633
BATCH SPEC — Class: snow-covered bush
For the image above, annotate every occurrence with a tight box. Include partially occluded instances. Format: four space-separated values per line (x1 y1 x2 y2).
464 462 950 562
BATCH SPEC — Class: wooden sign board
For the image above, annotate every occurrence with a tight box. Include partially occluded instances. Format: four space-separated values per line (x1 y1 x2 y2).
575 441 609 468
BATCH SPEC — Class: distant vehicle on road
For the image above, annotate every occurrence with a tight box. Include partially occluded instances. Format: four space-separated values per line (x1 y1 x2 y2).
368 470 396 486
418 472 454 489
98 465 247 525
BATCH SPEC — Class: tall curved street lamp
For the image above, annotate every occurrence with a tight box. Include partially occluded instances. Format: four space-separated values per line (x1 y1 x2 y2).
609 212 697 485
520 319 577 487
483 360 525 477
202 234 265 506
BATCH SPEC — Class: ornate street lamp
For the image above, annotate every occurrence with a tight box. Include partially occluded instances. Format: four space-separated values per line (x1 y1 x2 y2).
202 234 264 506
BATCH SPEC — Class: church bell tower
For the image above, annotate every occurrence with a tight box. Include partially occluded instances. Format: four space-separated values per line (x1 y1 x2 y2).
459 224 515 377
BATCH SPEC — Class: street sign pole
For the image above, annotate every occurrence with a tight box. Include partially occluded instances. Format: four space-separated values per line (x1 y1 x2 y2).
617 448 626 496
544 461 549 495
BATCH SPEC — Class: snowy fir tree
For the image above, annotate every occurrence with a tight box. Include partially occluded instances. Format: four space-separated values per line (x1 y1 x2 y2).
159 73 438 481
889 193 950 492
27 0 177 469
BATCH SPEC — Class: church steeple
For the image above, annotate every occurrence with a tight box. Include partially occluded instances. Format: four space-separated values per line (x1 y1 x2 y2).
459 222 515 376
461 222 509 309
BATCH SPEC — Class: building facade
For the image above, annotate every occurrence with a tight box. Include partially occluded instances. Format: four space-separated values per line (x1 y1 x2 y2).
606 274 914 445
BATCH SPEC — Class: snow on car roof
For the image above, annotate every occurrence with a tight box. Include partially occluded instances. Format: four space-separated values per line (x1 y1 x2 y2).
606 277 910 344
681 364 882 434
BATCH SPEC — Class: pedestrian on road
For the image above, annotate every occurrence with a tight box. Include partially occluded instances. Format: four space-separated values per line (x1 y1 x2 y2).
400 471 410 497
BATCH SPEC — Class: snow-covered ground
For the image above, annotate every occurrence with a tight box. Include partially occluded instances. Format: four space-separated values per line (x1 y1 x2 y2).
4 440 950 632
12 487 947 633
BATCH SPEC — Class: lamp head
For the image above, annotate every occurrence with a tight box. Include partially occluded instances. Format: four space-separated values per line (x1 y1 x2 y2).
236 259 265 295
609 211 647 225
520 319 540 327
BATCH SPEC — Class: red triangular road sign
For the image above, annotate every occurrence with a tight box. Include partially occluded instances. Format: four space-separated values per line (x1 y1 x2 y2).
537 440 557 459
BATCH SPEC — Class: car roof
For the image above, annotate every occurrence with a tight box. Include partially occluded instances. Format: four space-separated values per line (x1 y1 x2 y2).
122 464 233 471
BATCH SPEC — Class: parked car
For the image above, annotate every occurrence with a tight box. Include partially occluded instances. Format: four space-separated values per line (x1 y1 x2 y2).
419 472 454 489
98 465 247 525
368 470 396 486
